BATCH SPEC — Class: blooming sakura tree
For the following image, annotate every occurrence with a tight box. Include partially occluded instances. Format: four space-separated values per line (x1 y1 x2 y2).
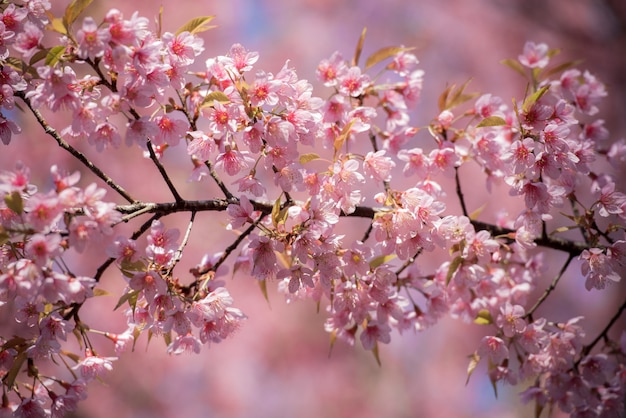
0 1 625 417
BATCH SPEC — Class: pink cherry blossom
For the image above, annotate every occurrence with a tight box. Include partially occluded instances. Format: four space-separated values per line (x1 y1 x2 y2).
363 150 395 182
338 66 370 97
76 17 111 59
496 302 527 338
478 335 509 364
73 352 117 380
518 41 550 69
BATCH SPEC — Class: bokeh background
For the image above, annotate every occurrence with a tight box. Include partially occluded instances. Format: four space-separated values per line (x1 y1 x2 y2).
2 1 626 417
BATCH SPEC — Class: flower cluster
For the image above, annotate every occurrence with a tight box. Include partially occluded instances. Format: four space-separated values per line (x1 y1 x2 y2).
0 1 624 416
0 163 120 417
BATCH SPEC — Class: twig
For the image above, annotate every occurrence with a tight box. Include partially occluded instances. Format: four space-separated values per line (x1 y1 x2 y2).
213 213 267 273
114 200 589 256
204 160 234 199
578 297 626 363
524 253 575 320
17 92 136 204
93 213 163 283
455 166 469 217
145 140 184 202
166 211 196 275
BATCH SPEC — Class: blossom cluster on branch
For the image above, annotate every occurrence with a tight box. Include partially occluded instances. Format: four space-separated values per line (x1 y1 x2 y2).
0 1 625 417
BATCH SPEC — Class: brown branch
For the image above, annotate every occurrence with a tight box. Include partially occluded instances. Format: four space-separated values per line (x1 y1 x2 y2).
17 92 136 204
455 166 469 217
115 200 588 256
166 210 196 275
524 253 575 320
145 139 184 202
94 213 163 283
578 296 626 363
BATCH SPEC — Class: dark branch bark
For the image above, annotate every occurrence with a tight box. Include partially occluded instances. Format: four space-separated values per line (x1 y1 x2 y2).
115 200 589 255
17 92 136 204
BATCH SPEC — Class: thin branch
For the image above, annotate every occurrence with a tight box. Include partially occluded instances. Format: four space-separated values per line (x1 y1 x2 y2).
395 248 423 276
166 211 196 275
145 140 184 203
204 160 234 199
455 166 469 217
578 296 626 361
212 213 267 273
470 219 588 255
525 253 575 320
17 92 136 204
188 212 268 292
114 200 589 255
94 213 163 283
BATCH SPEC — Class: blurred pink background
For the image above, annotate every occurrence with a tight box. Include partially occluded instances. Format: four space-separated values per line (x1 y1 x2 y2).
2 1 626 417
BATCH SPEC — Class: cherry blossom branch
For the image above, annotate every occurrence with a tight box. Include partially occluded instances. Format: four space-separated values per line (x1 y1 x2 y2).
94 213 164 283
145 139 184 202
204 160 234 199
524 253 575 320
87 57 184 204
455 166 469 217
578 297 626 362
114 200 588 255
166 210 196 275
16 92 136 204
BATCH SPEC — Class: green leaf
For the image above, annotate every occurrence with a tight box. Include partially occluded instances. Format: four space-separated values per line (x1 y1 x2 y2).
468 203 487 221
547 48 561 58
446 256 464 286
328 329 337 358
275 205 290 226
500 58 527 78
369 254 396 269
120 259 147 277
271 196 282 227
438 79 478 111
522 84 550 114
333 119 356 157
474 309 493 325
258 278 271 306
352 27 367 67
488 361 499 398
553 225 579 234
45 45 67 67
0 226 9 246
47 15 67 35
61 349 81 363
4 191 24 215
466 351 480 385
365 46 414 70
5 351 27 389
114 289 140 311
63 0 94 29
156 5 164 38
132 326 142 351
371 341 382 366
299 153 320 164
92 288 110 297
175 16 216 36
200 91 231 109
29 48 50 66
541 59 584 79
476 116 507 128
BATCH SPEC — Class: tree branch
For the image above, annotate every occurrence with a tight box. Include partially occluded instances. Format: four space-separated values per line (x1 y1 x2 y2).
17 92 136 204
525 253 575 320
114 200 589 255
578 296 626 363
145 139 184 202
